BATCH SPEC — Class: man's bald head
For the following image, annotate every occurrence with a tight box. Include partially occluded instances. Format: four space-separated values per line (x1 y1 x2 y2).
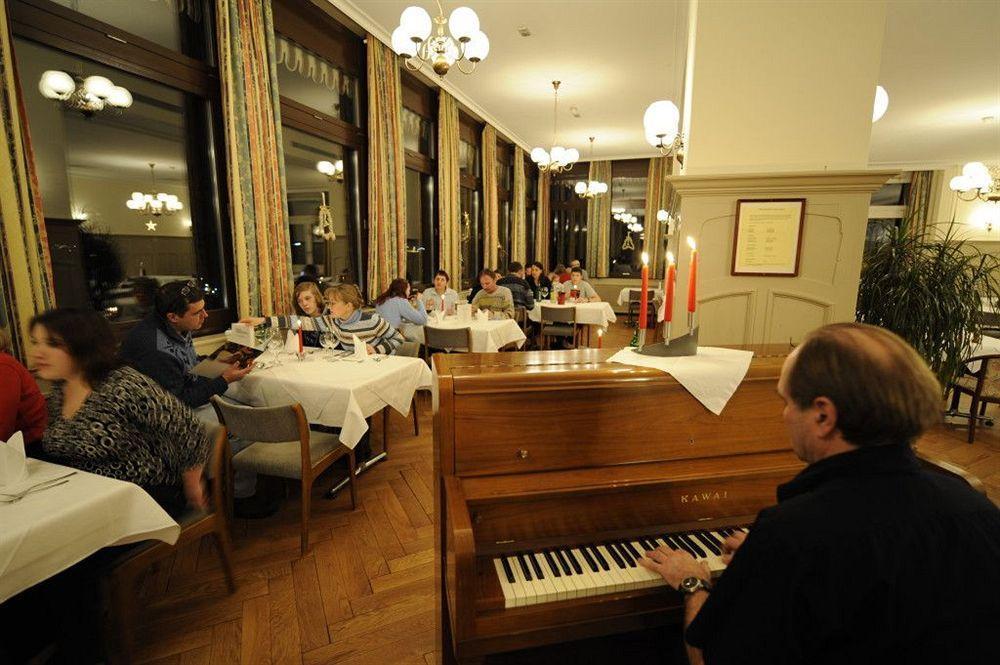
785 323 941 447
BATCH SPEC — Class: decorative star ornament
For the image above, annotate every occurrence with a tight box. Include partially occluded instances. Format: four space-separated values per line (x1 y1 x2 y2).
145 220 157 232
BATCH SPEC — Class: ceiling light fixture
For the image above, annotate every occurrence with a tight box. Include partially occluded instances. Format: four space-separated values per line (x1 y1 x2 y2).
574 137 609 199
531 81 579 174
316 159 344 182
643 100 684 160
391 2 489 77
39 70 132 117
126 163 183 217
872 85 889 122
950 161 999 204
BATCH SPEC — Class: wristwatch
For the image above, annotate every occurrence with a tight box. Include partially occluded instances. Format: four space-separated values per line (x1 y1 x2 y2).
678 576 711 595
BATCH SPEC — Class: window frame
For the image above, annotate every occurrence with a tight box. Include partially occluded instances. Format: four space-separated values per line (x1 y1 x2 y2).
400 71 437 288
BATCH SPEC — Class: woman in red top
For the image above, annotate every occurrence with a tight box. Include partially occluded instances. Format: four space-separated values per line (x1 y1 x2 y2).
0 350 48 445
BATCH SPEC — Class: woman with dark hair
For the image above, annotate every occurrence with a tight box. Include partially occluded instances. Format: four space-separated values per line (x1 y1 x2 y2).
421 269 460 314
374 277 427 342
30 308 210 517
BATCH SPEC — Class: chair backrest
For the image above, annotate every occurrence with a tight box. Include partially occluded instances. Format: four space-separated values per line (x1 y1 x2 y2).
397 340 421 357
206 424 230 518
976 355 1000 398
424 325 472 351
211 396 308 444
514 306 528 329
541 305 576 324
628 289 655 303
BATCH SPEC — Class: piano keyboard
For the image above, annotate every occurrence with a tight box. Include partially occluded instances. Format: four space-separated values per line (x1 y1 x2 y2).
492 527 748 609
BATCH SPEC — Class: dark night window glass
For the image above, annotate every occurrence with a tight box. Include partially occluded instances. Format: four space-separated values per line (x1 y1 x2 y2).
275 34 359 125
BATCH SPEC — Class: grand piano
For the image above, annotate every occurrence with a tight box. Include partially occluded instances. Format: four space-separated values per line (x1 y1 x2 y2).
432 346 984 663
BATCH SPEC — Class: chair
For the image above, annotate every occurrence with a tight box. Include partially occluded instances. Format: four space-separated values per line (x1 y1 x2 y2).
947 353 1000 443
103 425 235 665
210 397 356 554
423 325 473 360
627 289 655 327
395 341 421 436
540 305 578 350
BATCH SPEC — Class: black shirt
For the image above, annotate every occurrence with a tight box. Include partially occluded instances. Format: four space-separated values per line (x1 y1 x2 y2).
526 274 553 299
686 443 1000 665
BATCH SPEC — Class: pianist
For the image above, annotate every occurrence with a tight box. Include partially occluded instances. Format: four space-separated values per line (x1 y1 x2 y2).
640 322 1000 665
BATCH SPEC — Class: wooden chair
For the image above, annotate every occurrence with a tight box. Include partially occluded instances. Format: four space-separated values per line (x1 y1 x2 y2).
423 325 473 360
395 340 421 436
210 397 356 554
103 425 236 665
627 289 655 327
947 353 1000 443
540 305 578 350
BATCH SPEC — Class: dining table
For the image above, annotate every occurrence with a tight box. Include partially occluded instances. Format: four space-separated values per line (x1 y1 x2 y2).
1 458 179 603
616 286 665 308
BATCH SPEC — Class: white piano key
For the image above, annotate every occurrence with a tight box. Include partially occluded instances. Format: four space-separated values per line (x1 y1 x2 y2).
493 558 517 609
558 549 586 599
540 552 570 601
517 553 548 605
629 541 666 588
568 547 602 597
506 555 528 607
594 545 629 592
530 553 561 604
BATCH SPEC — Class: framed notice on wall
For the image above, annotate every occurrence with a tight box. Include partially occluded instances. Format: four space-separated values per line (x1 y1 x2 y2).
731 198 806 277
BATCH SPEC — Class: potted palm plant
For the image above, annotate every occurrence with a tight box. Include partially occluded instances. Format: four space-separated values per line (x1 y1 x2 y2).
856 217 1000 389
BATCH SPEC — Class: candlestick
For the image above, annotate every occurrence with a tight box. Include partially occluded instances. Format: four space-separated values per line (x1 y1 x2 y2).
686 236 697 315
639 252 649 330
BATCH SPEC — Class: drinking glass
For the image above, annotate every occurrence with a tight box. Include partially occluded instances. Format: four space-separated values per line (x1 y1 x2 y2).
320 331 336 356
267 332 284 366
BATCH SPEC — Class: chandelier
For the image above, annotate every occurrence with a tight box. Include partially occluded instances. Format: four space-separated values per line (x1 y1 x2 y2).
531 81 579 173
643 100 684 158
950 162 999 204
126 163 183 217
316 159 344 182
38 70 132 117
872 85 889 122
613 209 644 234
391 3 489 77
574 137 609 199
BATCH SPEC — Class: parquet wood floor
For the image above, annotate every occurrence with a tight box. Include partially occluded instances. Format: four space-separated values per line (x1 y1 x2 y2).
133 323 1000 665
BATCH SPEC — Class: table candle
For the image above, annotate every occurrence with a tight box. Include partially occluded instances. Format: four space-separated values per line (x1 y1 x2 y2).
638 252 650 329
296 320 304 354
597 328 603 349
440 294 445 312
686 236 697 314
664 251 676 323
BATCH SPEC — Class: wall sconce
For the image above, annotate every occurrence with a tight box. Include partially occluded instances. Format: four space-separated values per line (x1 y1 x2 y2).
316 159 344 182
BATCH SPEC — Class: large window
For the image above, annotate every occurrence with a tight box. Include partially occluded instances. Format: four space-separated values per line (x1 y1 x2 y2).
496 141 513 269
549 172 587 269
459 113 482 288
608 171 648 277
401 75 436 288
13 0 232 332
525 158 538 261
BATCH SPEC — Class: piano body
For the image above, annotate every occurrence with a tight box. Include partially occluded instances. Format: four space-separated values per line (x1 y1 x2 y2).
433 346 803 663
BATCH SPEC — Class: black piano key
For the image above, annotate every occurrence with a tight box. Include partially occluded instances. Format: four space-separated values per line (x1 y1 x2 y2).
694 532 722 556
500 557 515 584
614 542 637 567
718 528 733 538
555 549 573 576
579 546 599 573
702 531 723 549
588 545 610 571
604 544 627 569
678 534 706 558
642 538 659 552
622 541 642 560
543 550 562 577
528 552 544 579
660 536 680 551
518 553 533 581
669 534 697 557
566 549 584 575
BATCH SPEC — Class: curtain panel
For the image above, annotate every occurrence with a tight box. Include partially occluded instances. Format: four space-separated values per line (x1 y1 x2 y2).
481 125 499 270
906 170 935 237
365 37 407 301
535 171 551 267
584 160 612 278
643 156 673 278
511 146 526 265
218 0 291 317
0 1 54 360
437 91 461 282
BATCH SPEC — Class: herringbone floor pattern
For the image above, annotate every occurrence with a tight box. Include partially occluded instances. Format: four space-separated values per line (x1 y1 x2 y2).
133 323 1000 664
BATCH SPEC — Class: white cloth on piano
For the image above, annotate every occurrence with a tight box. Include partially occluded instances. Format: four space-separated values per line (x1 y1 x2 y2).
607 346 754 415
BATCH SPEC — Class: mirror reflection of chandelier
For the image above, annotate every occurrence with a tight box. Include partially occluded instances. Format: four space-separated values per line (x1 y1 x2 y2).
126 163 183 217
613 208 643 234
316 159 344 182
38 70 132 117
950 162 999 204
574 137 609 199
531 81 579 174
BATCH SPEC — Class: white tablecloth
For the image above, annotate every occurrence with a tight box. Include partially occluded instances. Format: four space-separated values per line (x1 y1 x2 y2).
410 317 526 353
607 346 755 415
1 459 179 603
228 353 432 447
616 287 665 307
528 302 617 327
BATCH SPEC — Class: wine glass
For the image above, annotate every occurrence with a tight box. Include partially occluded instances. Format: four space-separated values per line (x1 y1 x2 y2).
320 331 336 357
267 330 284 366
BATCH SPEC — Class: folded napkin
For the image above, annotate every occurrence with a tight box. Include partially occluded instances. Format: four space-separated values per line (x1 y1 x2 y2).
608 346 755 415
428 310 441 324
225 322 258 348
474 308 489 322
283 329 299 354
457 303 472 322
352 334 368 361
0 431 27 489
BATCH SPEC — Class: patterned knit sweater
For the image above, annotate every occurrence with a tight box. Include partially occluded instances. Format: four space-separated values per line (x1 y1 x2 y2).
264 310 404 354
42 367 211 487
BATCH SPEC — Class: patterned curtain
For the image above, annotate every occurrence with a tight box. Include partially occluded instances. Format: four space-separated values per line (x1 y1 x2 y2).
906 170 935 237
511 146 527 265
585 160 612 278
0 3 54 360
535 171 551 266
644 156 673 278
218 0 291 317
365 37 407 301
481 125 499 270
437 91 461 281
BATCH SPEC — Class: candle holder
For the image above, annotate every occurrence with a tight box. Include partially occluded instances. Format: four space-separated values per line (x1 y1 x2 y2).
636 313 699 357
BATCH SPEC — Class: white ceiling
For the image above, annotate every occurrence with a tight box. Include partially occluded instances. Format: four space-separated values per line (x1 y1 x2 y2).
343 0 689 161
341 0 999 169
869 0 1000 168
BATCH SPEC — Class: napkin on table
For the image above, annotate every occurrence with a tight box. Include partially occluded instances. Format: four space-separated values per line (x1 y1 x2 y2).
284 329 299 354
352 334 368 361
474 309 489 322
0 431 28 489
457 303 472 322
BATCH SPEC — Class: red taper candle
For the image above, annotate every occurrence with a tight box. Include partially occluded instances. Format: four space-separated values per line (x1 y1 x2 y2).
686 237 697 314
638 252 650 329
